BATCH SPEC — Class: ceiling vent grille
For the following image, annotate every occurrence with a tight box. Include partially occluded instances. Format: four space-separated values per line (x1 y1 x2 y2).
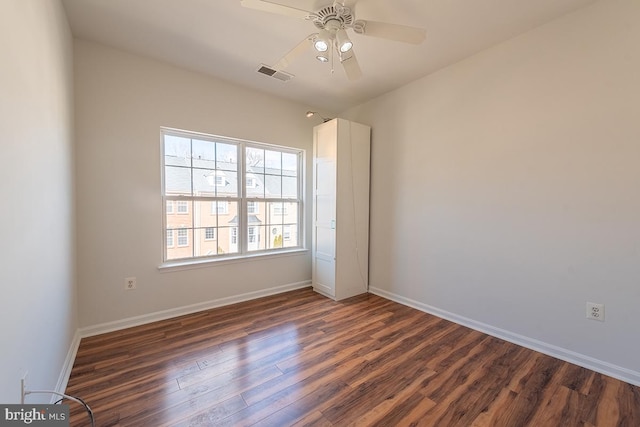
257 64 294 82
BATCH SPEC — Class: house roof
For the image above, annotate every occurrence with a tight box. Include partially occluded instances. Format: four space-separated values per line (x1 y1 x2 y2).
165 155 298 199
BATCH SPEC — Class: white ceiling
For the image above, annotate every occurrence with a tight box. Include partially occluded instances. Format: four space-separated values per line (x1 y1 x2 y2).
62 0 598 112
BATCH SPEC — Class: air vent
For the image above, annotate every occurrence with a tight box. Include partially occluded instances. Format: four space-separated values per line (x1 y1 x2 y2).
256 64 294 82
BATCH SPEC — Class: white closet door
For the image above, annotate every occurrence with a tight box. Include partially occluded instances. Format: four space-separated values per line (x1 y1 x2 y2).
312 122 337 297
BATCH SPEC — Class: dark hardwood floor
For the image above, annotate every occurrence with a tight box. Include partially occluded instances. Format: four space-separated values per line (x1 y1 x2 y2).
65 287 640 426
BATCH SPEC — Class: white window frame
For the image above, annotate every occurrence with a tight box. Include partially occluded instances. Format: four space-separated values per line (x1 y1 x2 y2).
167 229 174 247
161 127 303 264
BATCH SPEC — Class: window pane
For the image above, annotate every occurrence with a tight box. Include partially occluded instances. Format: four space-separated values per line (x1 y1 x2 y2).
246 147 264 174
164 135 191 167
269 225 283 249
216 142 237 171
282 152 298 177
166 228 193 260
166 202 192 234
283 202 299 247
194 228 218 257
247 225 261 251
246 174 264 198
165 166 191 195
217 226 239 255
194 201 216 227
265 150 281 172
282 176 297 199
216 171 237 197
193 168 216 195
192 139 215 169
265 175 282 198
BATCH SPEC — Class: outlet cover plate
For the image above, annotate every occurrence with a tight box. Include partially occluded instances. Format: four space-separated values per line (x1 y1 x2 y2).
586 302 605 321
125 277 137 290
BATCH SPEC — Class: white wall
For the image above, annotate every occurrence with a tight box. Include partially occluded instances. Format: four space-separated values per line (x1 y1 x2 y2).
74 40 316 328
0 0 77 402
345 0 640 383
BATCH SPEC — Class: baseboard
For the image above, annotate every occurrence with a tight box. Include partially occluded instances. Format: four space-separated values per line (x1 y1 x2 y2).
80 281 312 338
54 328 81 399
369 286 640 387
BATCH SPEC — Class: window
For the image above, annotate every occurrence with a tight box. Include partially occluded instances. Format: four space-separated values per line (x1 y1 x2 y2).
162 128 303 262
246 176 257 188
273 204 288 215
177 201 188 214
211 201 228 215
205 227 216 240
177 229 189 247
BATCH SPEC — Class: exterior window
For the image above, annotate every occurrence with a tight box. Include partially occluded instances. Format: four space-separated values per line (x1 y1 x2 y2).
246 176 258 188
205 227 216 240
177 201 188 214
211 201 228 215
162 128 303 262
273 204 288 215
177 229 188 247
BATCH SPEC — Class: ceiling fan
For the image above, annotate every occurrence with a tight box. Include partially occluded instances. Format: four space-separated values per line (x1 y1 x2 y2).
240 0 427 80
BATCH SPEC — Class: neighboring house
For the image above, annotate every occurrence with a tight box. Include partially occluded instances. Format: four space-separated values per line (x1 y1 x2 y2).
164 148 300 261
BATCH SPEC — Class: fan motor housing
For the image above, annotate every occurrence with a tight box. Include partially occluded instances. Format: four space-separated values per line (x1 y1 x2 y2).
311 5 353 30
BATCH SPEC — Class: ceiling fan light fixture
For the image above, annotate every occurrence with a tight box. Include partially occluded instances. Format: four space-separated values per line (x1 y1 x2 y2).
313 30 331 52
336 29 352 53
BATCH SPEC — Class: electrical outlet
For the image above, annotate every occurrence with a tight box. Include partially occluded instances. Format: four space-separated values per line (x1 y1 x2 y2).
21 371 28 404
125 277 137 290
586 302 605 322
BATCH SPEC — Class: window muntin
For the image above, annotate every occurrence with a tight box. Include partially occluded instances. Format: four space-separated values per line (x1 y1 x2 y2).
162 128 302 262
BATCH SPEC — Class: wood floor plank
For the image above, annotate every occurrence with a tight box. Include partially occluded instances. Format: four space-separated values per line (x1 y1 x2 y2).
65 287 640 426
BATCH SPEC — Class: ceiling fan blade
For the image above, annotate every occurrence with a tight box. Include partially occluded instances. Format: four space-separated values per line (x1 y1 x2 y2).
240 0 312 19
340 49 362 81
356 20 426 44
273 34 314 71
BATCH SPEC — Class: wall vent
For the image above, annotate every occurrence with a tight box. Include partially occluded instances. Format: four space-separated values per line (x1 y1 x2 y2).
257 64 294 82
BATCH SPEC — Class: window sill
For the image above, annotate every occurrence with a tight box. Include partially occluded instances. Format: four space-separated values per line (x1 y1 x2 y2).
158 248 309 272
